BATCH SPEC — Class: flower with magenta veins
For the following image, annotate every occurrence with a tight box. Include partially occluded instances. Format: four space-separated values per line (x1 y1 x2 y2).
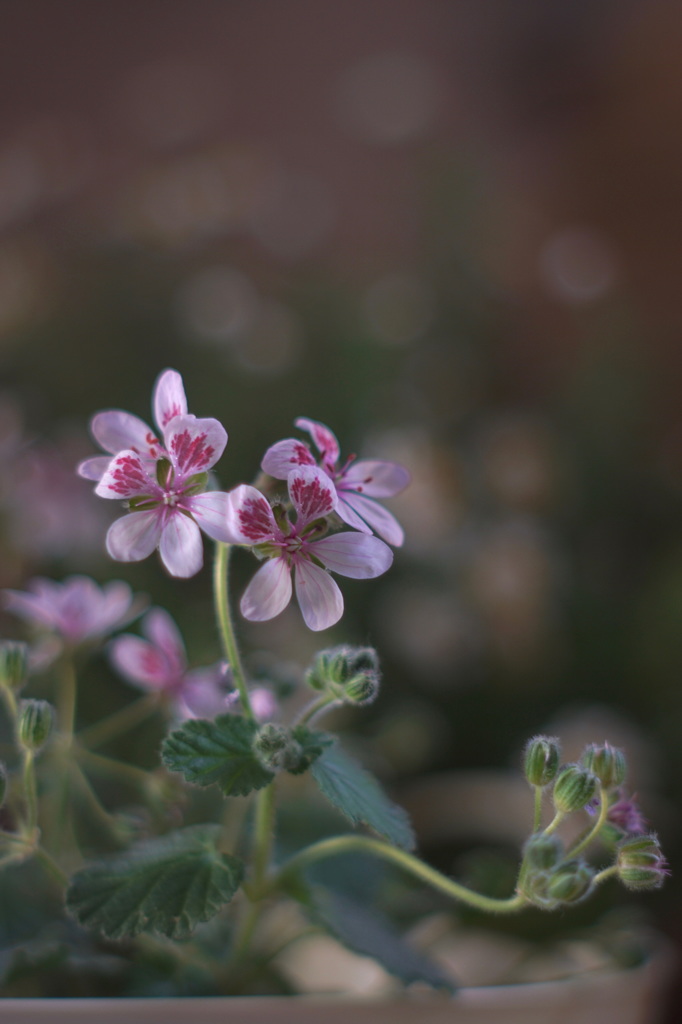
109 607 232 720
77 368 192 483
225 465 393 631
3 575 140 646
261 417 410 546
94 413 233 577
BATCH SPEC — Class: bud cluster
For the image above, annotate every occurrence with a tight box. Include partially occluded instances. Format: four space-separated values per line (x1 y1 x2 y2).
252 723 305 773
519 834 595 909
617 834 668 891
305 645 381 706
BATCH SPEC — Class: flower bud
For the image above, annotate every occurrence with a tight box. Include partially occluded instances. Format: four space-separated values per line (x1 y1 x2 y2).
552 763 598 814
17 699 54 753
617 834 669 890
523 735 561 787
546 859 594 904
252 723 303 773
523 832 564 871
0 641 29 693
581 742 626 790
305 645 380 706
0 762 7 807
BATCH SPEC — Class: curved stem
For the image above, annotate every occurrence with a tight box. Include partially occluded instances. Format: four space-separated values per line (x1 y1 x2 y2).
76 747 153 788
593 864 618 887
77 694 159 749
543 810 566 836
214 543 253 721
272 835 528 915
568 788 609 858
533 786 543 832
293 694 340 728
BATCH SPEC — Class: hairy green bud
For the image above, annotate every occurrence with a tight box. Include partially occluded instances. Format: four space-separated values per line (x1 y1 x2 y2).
17 699 54 753
523 832 564 871
617 834 668 891
0 641 29 693
581 742 626 790
252 723 303 773
305 645 381 706
523 735 561 787
552 763 598 814
546 859 594 904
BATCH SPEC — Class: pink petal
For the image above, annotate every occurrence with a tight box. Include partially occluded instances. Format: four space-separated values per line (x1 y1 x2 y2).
310 532 394 578
159 512 204 578
91 411 158 457
186 491 234 543
109 634 176 690
142 607 186 672
224 485 276 544
288 465 337 525
295 417 340 465
106 510 163 562
261 438 316 479
3 589 57 629
341 459 410 498
240 558 292 621
96 451 157 500
165 415 227 478
178 664 232 719
97 581 137 633
294 559 343 631
337 491 405 546
153 368 188 433
77 455 114 482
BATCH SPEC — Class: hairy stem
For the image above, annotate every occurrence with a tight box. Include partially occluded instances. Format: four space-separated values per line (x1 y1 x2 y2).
214 543 253 721
567 788 609 858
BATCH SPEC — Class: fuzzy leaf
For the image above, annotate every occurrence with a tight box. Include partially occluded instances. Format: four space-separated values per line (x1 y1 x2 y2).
311 744 415 850
66 825 244 941
287 726 334 775
161 714 274 797
306 886 456 992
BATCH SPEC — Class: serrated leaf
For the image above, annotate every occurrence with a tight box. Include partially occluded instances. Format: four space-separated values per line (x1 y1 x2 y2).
161 714 274 797
66 825 244 941
287 726 334 775
311 744 416 851
306 887 456 993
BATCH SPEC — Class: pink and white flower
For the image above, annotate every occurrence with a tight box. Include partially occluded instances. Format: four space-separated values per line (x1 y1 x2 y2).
225 465 393 631
94 414 233 577
109 607 232 720
261 417 410 546
3 575 141 646
77 368 191 483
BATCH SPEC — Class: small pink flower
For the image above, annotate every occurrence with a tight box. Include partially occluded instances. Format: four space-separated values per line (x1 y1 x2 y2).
261 417 410 546
3 575 141 646
94 414 233 577
109 607 232 720
77 368 191 483
607 791 648 835
225 465 393 631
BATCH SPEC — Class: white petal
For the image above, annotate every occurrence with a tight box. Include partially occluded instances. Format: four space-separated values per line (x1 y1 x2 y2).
294 559 343 631
153 368 188 433
91 410 157 456
288 465 337 525
106 510 163 562
294 417 340 464
310 532 393 578
165 415 227 478
159 512 204 578
187 491 234 543
341 459 410 498
96 451 157 500
109 634 175 690
77 455 113 481
224 485 276 544
261 438 316 479
142 607 186 672
240 558 292 622
337 492 405 546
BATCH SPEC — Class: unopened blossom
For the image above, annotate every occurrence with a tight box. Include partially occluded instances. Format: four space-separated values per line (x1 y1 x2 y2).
607 791 648 835
261 417 410 546
94 414 233 577
109 607 232 720
3 575 141 646
77 368 192 483
225 465 393 631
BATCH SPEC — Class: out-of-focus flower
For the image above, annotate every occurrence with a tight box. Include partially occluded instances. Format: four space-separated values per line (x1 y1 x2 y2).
607 791 648 835
109 607 232 720
262 417 409 545
3 575 141 646
77 368 191 483
225 465 393 631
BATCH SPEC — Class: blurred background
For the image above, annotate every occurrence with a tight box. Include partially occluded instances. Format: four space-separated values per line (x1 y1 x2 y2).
0 0 681 1006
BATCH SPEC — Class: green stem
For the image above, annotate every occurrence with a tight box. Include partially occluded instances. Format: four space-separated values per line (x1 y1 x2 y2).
593 864 619 887
294 694 339 727
533 786 543 832
76 747 153 788
22 750 38 833
214 543 253 721
273 835 528 915
543 810 566 836
77 694 159 749
34 846 69 888
232 782 277 961
568 789 609 858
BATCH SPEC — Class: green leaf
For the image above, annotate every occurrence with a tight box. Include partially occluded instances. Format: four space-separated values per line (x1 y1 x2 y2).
66 825 244 941
311 744 416 851
287 726 334 775
305 886 456 993
161 714 274 797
